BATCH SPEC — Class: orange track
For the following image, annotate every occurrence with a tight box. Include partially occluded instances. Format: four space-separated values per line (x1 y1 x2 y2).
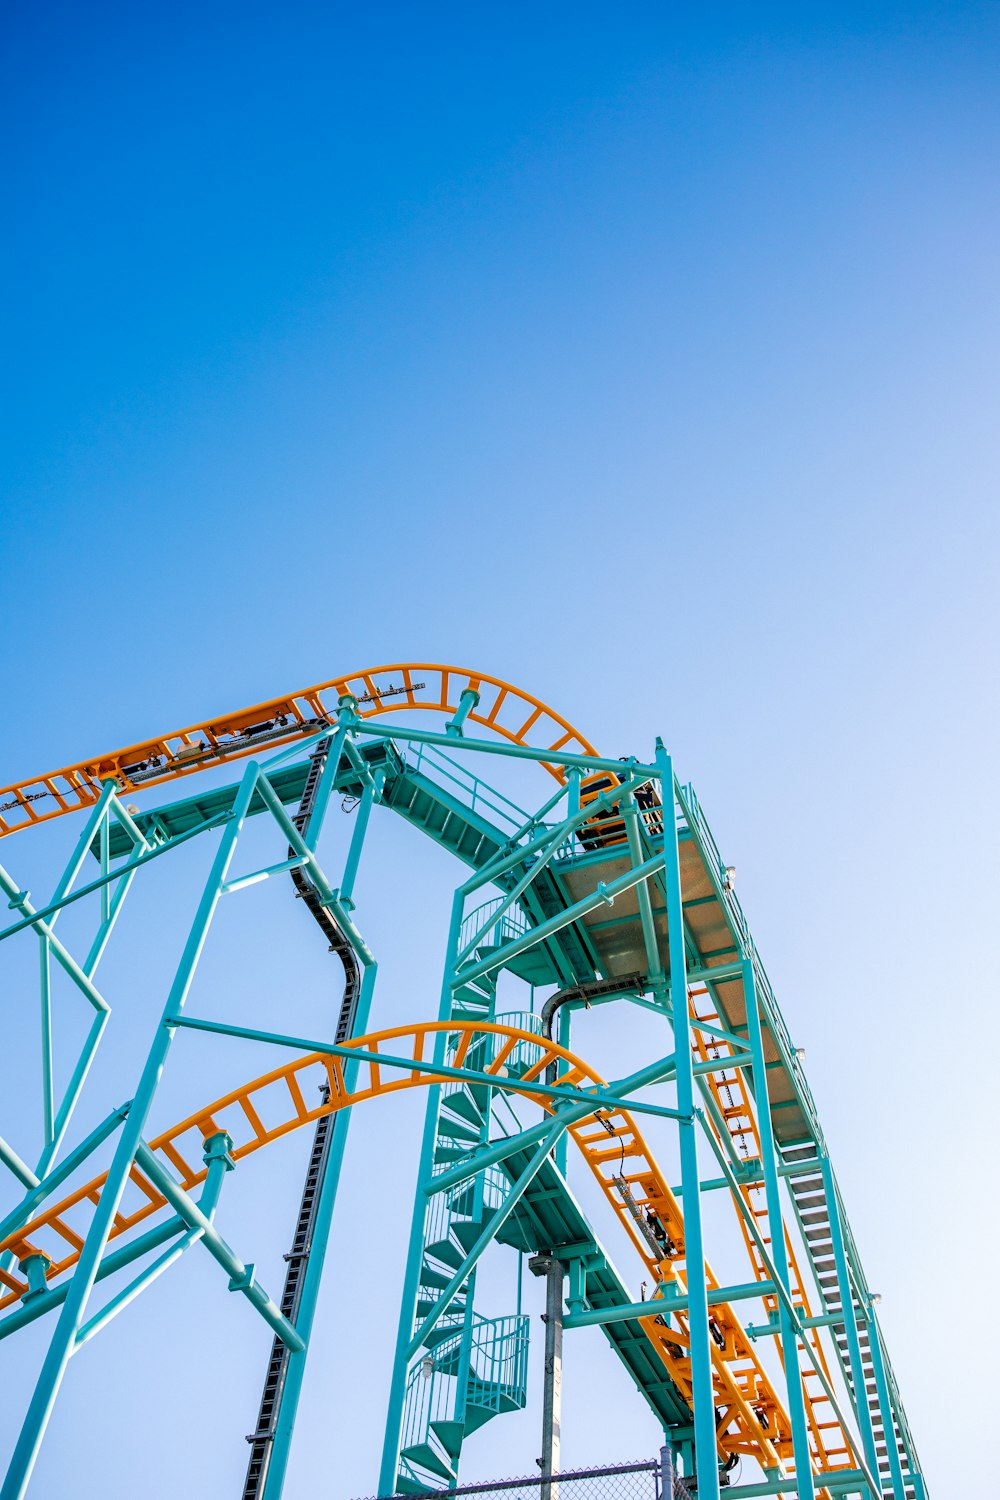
0 1018 861 1487
0 662 599 836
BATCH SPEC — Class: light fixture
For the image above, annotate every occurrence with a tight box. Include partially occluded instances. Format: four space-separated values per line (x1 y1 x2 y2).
421 1355 435 1380
723 866 736 892
126 805 140 816
795 1047 807 1064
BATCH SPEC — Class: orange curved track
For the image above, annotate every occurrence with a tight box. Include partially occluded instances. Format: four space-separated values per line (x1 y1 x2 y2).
0 1017 859 1485
0 663 599 837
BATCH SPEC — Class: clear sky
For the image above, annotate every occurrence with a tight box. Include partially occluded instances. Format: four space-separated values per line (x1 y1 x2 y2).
2 4 997 1496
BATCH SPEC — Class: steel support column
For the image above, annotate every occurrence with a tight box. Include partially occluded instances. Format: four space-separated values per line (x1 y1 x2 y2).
656 742 719 1500
739 957 816 1500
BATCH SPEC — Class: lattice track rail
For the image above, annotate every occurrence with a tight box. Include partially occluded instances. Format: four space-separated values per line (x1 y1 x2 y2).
0 663 599 835
1 1016 861 1490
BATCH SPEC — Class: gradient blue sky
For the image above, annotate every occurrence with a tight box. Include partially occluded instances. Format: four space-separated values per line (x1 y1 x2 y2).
2 4 997 1495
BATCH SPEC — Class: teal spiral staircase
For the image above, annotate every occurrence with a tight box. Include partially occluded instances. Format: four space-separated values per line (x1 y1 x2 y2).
394 901 554 1494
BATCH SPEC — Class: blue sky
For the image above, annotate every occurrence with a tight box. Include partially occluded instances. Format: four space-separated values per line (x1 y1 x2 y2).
2 4 997 1495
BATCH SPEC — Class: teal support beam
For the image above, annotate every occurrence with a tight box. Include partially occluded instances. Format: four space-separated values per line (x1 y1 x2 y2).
0 810 232 947
0 1137 39 1191
0 1106 129 1245
454 817 569 967
73 1226 203 1349
378 887 466 1498
723 1475 868 1499
358 718 659 779
739 956 816 1500
44 781 122 932
38 937 53 1150
461 775 636 897
302 724 350 852
170 1015 688 1127
454 850 665 988
0 870 111 1016
656 741 718 1500
134 1144 302 1351
445 686 480 737
405 1118 567 1358
259 959 379 1500
865 1301 907 1499
0 1218 184 1343
563 1279 777 1329
502 775 572 850
0 760 262 1500
73 1137 232 1351
623 785 664 987
339 768 384 909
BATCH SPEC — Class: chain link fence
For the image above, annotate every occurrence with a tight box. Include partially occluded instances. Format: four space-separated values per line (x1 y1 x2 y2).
366 1458 695 1500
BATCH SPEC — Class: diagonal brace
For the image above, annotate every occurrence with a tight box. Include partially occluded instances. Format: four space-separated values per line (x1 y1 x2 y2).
134 1144 303 1352
406 1119 567 1359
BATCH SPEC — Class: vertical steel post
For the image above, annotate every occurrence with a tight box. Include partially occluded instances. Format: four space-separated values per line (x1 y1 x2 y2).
259 959 379 1500
530 1254 564 1500
445 687 480 737
864 1302 907 1499
340 769 384 909
740 956 816 1499
38 937 53 1150
655 742 719 1500
820 1153 879 1494
301 723 349 854
378 886 466 1496
0 761 262 1500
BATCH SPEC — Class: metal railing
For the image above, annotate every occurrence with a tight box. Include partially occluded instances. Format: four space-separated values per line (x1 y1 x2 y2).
399 1313 530 1469
404 741 536 837
459 897 530 955
677 780 823 1142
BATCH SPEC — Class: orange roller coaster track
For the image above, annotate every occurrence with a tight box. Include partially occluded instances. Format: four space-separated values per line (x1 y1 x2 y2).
0 1019 858 1491
0 663 599 836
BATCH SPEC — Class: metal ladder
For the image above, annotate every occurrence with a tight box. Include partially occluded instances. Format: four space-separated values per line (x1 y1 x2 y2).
783 1145 917 1499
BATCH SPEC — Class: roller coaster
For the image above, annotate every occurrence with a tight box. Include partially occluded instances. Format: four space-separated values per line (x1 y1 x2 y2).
0 664 927 1499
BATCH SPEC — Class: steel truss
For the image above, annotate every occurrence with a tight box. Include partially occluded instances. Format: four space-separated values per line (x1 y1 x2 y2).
0 667 927 1500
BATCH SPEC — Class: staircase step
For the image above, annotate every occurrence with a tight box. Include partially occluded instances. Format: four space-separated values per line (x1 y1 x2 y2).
430 1419 466 1460
461 1402 496 1438
444 1089 486 1127
418 1297 466 1320
420 1265 453 1291
425 1237 464 1269
451 1219 487 1254
437 1117 481 1143
447 1186 480 1219
400 1443 456 1483
434 1143 475 1166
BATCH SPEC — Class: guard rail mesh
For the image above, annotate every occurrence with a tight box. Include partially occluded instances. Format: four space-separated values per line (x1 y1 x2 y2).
366 1458 695 1500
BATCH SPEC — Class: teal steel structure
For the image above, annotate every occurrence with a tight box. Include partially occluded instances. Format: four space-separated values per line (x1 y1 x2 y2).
0 671 927 1500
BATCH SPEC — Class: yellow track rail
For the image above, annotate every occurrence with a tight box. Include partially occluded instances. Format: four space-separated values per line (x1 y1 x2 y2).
0 662 599 836
0 1018 858 1486
689 989 853 1476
